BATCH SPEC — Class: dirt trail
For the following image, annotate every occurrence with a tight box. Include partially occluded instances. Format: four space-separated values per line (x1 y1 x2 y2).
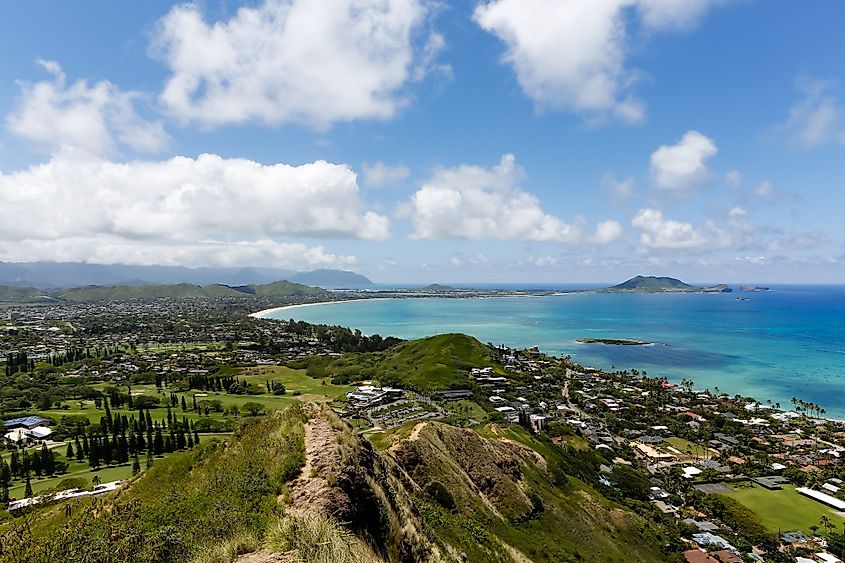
286 411 342 515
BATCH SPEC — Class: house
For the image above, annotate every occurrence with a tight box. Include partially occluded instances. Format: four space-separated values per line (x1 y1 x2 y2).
3 416 51 430
4 425 53 445
691 533 737 553
683 549 718 563
682 518 720 533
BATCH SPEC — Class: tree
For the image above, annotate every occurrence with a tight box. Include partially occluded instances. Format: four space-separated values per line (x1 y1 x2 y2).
153 429 164 455
181 396 187 412
131 453 141 476
24 475 32 498
242 402 265 416
41 443 55 476
146 450 153 469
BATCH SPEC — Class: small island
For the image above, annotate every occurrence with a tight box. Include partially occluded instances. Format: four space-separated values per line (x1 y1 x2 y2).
601 275 732 293
577 337 652 346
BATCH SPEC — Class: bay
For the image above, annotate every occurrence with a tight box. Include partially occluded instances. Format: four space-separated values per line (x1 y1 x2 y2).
259 285 845 417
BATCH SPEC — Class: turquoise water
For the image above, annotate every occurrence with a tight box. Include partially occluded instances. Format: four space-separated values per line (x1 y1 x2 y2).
260 286 845 417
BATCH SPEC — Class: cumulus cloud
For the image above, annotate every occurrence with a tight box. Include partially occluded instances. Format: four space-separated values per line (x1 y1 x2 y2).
779 77 845 148
402 154 615 243
0 154 388 265
591 220 624 245
362 161 410 188
631 206 826 255
7 60 169 156
649 130 718 193
473 0 723 123
631 208 710 249
152 0 442 128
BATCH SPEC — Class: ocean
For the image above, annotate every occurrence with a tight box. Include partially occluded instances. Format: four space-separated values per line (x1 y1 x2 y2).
258 285 845 417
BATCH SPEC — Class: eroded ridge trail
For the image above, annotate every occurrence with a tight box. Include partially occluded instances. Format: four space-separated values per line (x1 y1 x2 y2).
287 406 345 516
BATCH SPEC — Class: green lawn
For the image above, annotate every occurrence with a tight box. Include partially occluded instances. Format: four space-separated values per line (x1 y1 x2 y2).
238 365 354 401
6 433 232 499
37 366 350 427
664 436 714 459
727 484 844 534
441 399 488 425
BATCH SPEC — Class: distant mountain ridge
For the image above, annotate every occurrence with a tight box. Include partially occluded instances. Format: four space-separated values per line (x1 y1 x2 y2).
0 280 328 303
606 275 732 293
0 261 373 288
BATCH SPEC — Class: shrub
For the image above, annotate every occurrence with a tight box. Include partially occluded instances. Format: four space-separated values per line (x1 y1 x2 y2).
424 481 456 511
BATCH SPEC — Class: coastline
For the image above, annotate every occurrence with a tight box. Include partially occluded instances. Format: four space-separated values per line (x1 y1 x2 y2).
249 297 391 319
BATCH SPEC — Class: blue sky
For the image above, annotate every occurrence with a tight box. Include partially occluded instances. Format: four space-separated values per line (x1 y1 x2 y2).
0 0 843 284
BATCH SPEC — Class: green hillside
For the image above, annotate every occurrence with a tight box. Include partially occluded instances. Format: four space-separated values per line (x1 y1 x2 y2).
0 406 308 562
306 333 495 390
0 402 676 562
0 285 45 304
232 280 328 298
387 421 670 562
0 280 328 303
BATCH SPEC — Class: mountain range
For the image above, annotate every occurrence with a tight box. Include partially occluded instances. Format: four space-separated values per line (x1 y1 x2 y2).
0 262 373 289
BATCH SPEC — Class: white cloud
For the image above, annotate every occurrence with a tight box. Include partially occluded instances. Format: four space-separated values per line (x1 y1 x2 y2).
362 161 410 188
7 60 169 156
0 153 388 264
403 154 615 243
152 0 442 128
591 220 624 245
779 77 845 148
631 208 709 249
602 172 635 200
649 130 717 193
0 238 356 270
725 170 741 188
473 0 722 123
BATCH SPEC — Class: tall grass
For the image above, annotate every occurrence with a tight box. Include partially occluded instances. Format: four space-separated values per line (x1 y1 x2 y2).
265 513 382 563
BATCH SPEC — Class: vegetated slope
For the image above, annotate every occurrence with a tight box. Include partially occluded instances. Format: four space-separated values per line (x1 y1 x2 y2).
7 280 330 303
287 269 373 288
58 282 242 301
387 422 668 562
306 333 495 390
0 405 433 563
607 275 730 293
0 402 673 563
231 280 328 298
0 285 46 303
0 406 309 562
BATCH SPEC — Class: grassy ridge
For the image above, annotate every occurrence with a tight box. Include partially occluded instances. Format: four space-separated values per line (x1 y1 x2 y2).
305 333 495 390
0 279 327 303
390 422 669 562
0 406 307 563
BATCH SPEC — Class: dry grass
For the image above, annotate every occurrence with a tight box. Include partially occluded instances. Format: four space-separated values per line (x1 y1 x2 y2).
265 513 383 563
190 531 261 563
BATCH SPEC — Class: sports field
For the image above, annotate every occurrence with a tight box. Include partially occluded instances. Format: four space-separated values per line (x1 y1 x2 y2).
727 483 844 534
